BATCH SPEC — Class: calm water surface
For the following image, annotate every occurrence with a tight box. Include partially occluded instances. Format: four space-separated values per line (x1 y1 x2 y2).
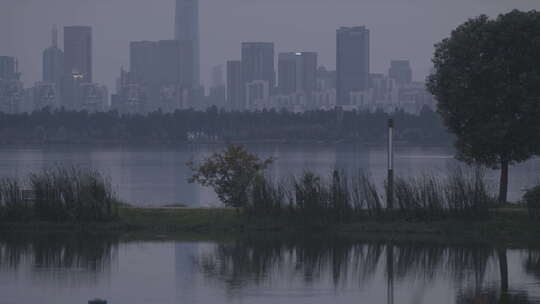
0 234 539 304
0 144 539 205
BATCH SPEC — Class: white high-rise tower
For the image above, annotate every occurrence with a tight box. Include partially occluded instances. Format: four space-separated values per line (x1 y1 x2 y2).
175 0 200 88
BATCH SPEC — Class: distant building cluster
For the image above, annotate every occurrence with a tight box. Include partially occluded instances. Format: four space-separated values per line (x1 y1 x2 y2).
229 26 435 114
0 0 436 115
1 26 108 113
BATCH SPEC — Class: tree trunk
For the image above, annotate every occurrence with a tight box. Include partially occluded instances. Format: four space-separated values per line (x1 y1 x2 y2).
499 158 509 204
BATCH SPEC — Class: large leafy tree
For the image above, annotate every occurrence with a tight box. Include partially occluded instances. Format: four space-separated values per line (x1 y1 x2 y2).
427 10 540 203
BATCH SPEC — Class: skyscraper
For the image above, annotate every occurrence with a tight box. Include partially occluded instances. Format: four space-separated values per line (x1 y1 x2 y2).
211 65 224 88
388 60 412 85
42 26 64 89
0 56 19 80
155 40 184 86
64 26 92 82
130 40 190 111
130 41 157 86
278 52 317 95
62 26 92 109
226 60 242 110
175 0 200 88
0 56 23 114
336 26 370 105
209 65 226 108
241 42 275 92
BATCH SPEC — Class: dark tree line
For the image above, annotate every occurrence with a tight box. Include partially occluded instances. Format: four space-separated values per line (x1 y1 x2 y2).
0 106 451 144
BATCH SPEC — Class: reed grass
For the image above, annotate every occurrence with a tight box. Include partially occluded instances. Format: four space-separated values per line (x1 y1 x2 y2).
245 167 495 223
0 166 119 222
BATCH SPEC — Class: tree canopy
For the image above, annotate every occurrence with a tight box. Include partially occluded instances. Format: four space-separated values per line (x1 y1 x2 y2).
427 10 540 202
187 145 273 208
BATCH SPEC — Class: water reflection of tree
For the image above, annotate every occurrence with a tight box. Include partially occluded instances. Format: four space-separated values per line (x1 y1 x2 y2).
524 249 540 280
198 235 384 289
0 232 118 272
456 288 535 304
197 235 501 295
391 244 493 284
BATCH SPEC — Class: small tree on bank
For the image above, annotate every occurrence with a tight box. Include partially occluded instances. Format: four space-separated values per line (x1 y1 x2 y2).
427 10 540 203
187 145 273 208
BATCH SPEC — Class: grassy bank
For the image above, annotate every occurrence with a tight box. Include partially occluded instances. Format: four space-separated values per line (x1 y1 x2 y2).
1 166 539 245
2 205 540 244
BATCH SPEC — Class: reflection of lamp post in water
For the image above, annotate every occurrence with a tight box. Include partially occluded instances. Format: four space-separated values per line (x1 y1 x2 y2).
387 244 394 304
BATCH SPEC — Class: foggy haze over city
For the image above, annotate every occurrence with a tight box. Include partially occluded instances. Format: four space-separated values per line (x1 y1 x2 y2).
2 0 537 90
3 1 540 303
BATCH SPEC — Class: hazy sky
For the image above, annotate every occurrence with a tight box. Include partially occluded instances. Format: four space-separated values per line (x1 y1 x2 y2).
1 0 538 91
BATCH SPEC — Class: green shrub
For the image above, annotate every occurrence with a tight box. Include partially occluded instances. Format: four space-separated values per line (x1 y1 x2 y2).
188 145 273 208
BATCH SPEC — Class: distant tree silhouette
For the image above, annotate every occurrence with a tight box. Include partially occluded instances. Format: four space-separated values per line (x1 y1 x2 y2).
0 107 451 145
428 10 540 203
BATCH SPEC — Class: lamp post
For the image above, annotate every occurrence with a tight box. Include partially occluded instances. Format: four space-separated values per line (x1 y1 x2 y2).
387 118 394 209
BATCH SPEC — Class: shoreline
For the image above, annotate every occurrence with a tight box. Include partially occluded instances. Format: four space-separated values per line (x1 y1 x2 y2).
0 140 453 148
1 207 539 246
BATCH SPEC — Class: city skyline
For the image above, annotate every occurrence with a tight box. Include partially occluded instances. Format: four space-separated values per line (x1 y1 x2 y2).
2 0 537 91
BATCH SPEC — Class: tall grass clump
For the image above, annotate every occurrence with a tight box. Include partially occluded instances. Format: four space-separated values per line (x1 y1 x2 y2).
0 178 31 221
0 166 119 222
245 167 494 224
392 167 493 220
444 167 493 219
245 175 288 219
351 171 382 217
393 174 445 220
29 167 119 222
291 171 330 224
246 170 383 225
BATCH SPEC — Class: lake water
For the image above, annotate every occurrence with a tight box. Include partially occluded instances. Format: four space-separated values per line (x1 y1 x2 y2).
0 233 539 304
0 144 539 205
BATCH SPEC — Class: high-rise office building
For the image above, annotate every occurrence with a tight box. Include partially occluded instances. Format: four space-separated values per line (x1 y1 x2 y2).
0 56 23 113
130 40 194 87
208 65 225 108
278 52 317 95
42 26 64 89
336 26 370 105
130 41 157 86
388 60 412 85
211 65 224 88
129 39 193 112
155 40 183 86
316 66 336 91
175 0 200 87
64 26 92 82
0 56 19 80
226 60 242 110
241 42 275 88
33 82 59 110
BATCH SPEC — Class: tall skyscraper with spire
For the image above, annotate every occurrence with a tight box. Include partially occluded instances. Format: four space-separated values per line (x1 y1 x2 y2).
175 0 200 88
42 25 64 88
